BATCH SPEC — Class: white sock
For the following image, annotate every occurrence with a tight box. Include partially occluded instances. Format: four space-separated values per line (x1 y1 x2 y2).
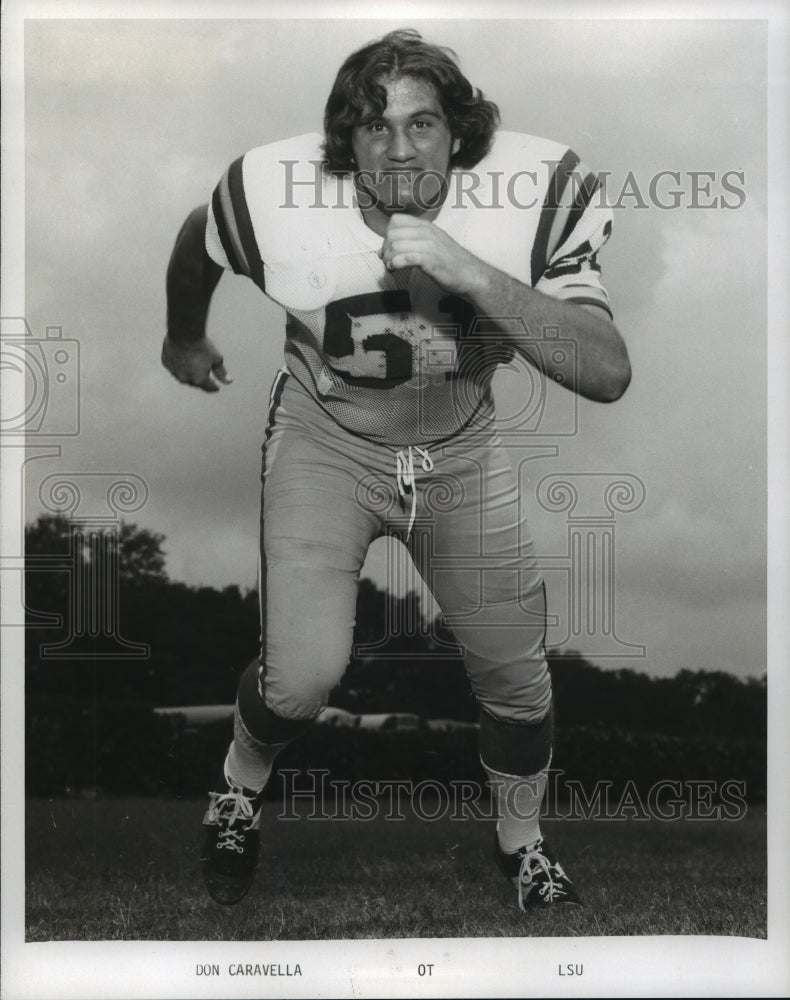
485 764 548 854
225 739 282 794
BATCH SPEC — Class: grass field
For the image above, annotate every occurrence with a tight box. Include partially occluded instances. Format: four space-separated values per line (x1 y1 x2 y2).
26 796 766 941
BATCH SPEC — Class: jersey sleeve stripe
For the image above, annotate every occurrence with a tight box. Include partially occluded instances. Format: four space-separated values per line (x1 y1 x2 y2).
227 157 266 292
543 258 601 278
546 171 580 264
211 184 243 274
530 149 581 287
214 166 249 276
555 170 602 255
563 294 613 319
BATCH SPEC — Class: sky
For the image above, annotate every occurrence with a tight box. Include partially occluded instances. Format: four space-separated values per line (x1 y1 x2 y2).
11 15 771 680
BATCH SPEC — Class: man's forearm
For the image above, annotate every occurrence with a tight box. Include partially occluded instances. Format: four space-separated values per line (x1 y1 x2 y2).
381 215 631 403
166 205 224 342
466 264 631 403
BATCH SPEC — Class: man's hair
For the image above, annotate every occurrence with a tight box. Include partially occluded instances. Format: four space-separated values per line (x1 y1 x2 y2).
322 28 500 173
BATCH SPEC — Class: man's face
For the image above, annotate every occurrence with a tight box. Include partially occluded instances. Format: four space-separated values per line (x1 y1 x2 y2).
351 75 459 217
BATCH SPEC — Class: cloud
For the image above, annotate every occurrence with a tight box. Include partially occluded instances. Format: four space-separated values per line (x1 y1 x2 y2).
616 493 764 606
654 199 764 304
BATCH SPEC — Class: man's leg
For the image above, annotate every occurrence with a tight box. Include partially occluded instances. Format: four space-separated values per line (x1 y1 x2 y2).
202 373 380 904
406 426 580 909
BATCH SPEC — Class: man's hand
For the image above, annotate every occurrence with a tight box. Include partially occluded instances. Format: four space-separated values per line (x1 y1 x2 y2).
161 333 232 393
380 213 488 299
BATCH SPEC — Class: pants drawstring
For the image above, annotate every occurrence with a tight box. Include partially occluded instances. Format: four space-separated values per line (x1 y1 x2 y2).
395 446 434 539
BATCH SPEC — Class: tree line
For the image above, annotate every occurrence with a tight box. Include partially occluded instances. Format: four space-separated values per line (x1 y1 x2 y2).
25 515 766 741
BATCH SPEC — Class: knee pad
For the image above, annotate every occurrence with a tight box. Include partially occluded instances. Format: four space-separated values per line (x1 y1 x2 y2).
236 658 316 745
479 703 553 776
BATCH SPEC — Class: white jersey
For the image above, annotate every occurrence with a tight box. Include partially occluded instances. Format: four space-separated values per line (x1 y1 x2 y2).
205 131 613 446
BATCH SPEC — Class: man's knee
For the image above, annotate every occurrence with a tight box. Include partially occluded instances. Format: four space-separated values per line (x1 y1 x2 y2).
462 630 552 724
236 655 348 743
236 658 317 744
261 556 358 721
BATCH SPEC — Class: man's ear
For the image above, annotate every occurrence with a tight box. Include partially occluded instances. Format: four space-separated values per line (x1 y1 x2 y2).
452 137 461 156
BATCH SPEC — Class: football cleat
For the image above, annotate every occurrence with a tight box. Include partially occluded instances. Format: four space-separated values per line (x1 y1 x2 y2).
201 773 265 905
495 834 583 910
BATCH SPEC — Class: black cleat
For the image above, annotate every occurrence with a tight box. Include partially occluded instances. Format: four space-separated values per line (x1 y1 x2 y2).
495 834 583 910
201 774 265 905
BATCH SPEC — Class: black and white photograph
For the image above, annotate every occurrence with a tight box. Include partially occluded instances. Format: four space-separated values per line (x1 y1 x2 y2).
1 2 788 997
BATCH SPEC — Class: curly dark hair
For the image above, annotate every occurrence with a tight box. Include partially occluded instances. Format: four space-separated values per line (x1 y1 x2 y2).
322 29 500 174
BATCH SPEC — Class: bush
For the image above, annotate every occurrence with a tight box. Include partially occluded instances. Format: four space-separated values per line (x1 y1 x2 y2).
25 699 766 803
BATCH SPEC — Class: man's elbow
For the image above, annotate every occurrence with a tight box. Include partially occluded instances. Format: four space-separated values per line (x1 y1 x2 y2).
579 310 632 402
167 205 211 285
600 357 631 402
588 353 631 403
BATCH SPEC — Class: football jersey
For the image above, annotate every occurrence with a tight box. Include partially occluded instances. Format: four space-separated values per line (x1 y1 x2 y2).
205 131 613 446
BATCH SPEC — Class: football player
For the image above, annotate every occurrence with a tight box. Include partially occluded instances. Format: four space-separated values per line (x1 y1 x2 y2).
162 29 630 911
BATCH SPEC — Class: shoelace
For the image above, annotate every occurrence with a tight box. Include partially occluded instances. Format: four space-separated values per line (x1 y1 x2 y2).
395 446 434 538
517 840 568 910
208 786 256 853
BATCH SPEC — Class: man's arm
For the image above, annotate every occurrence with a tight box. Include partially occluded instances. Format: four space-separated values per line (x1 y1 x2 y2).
162 205 231 393
381 214 631 403
462 264 631 403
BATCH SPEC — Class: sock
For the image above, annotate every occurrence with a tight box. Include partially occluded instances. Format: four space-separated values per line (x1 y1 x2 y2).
486 764 548 854
224 699 287 793
478 704 553 853
225 739 282 794
222 658 314 792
